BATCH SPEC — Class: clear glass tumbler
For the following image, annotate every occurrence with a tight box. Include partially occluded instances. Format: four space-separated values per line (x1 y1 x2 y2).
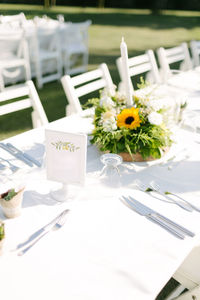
100 153 122 188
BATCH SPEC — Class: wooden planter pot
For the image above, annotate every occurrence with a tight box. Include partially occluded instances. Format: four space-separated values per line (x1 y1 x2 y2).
119 148 169 162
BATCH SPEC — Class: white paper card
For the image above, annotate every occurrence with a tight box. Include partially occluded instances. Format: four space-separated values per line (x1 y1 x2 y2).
45 129 87 185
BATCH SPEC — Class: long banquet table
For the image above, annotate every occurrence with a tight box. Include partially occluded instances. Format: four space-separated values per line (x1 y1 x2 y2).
0 109 200 300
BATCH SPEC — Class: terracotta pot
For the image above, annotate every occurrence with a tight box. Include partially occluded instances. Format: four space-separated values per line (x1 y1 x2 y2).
0 187 25 218
119 148 169 162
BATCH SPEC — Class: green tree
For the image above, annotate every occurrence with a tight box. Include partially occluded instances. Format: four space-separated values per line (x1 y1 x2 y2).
44 0 50 8
51 0 56 6
151 0 168 14
98 0 105 8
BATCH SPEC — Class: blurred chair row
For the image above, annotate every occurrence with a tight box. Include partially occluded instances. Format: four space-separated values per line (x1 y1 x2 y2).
0 13 91 90
1 39 200 132
117 41 200 93
64 41 200 116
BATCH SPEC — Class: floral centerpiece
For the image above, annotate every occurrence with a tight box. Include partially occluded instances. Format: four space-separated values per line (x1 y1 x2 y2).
86 84 174 162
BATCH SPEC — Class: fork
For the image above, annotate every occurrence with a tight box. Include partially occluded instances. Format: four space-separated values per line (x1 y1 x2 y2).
149 181 193 212
17 209 69 256
133 180 151 193
134 180 172 203
0 157 19 173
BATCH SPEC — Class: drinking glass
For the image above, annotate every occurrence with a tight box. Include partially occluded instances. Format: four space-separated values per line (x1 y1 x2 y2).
99 153 122 188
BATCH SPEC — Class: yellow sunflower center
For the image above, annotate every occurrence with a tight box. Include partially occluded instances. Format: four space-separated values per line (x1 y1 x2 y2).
117 107 141 130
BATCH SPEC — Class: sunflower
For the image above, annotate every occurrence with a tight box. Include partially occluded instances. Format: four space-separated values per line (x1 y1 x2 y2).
117 107 141 129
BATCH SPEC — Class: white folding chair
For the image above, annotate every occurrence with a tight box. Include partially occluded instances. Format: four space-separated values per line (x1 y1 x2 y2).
157 43 193 83
190 40 200 68
61 63 115 115
57 14 65 24
61 20 91 75
30 22 62 89
0 13 27 27
0 29 31 91
116 49 161 92
0 80 48 128
163 244 200 300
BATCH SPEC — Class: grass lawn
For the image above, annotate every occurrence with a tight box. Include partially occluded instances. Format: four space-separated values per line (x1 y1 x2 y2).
0 4 200 141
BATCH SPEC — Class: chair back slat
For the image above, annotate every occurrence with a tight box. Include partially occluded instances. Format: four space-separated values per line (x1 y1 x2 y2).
190 40 200 67
157 43 193 83
76 79 106 97
129 62 152 76
61 63 114 115
0 80 48 128
164 45 183 56
0 98 31 115
0 84 29 102
166 53 185 64
128 54 149 66
116 49 160 92
71 68 103 86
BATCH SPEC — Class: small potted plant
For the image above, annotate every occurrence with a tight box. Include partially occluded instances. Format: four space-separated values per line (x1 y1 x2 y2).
0 186 25 218
0 220 5 255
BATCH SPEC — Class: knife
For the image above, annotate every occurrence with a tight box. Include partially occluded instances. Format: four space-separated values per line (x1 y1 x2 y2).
6 143 41 167
0 142 33 167
15 209 70 252
122 196 186 239
128 196 195 237
122 196 185 239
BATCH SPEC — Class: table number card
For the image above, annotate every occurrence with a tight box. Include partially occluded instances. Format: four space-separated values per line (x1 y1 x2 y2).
45 129 87 185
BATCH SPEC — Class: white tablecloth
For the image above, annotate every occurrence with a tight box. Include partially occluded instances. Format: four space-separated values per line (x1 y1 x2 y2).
0 113 200 300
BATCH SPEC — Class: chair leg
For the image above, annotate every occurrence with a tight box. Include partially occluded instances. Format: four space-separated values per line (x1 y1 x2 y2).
57 54 63 77
63 52 71 75
171 285 200 300
24 61 31 81
66 104 77 116
164 284 186 300
31 110 42 128
82 51 89 72
35 58 43 89
0 70 5 91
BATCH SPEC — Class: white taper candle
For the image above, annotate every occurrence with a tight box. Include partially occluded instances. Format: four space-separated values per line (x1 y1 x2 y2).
120 37 133 107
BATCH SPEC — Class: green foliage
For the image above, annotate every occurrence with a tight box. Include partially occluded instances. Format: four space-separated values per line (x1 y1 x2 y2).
137 77 150 90
180 102 187 109
165 191 171 195
91 122 172 159
145 187 153 192
51 141 80 151
0 222 5 241
2 189 17 201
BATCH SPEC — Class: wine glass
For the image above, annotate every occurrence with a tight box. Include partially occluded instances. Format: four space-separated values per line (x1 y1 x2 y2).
99 153 122 188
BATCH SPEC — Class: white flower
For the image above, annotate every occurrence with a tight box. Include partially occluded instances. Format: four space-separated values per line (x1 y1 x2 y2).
148 112 163 125
100 111 116 122
99 96 115 109
102 119 117 132
115 91 127 104
99 110 117 132
147 99 162 111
